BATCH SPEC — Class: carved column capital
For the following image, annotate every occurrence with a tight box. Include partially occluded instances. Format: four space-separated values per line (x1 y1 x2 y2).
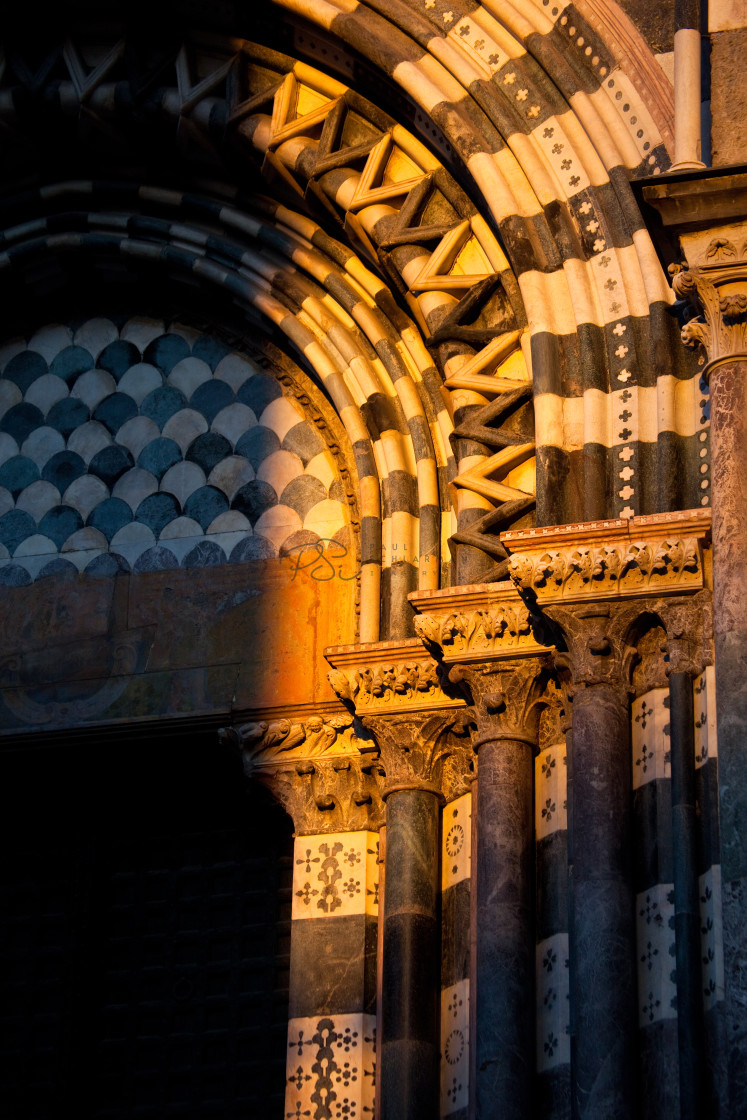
219 713 385 834
654 591 713 677
544 603 641 703
669 232 747 378
361 710 475 802
448 655 552 751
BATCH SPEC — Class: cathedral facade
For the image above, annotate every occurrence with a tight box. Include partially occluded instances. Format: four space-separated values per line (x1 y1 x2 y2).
1 2 746 1117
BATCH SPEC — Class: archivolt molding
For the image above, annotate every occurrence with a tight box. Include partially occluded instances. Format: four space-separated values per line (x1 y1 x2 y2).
0 6 704 566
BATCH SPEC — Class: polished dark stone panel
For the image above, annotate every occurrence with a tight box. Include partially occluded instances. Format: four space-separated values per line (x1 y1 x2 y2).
537 831 568 943
380 788 440 1120
441 879 470 990
536 1066 571 1120
473 738 534 1120
704 1002 728 1119
570 687 638 1119
379 1040 439 1120
639 1018 680 1120
723 875 747 1120
633 778 674 892
288 913 375 1019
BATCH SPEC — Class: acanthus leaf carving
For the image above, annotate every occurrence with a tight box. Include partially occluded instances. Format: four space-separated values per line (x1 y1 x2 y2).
542 603 641 700
327 657 463 714
414 604 542 660
218 713 385 833
448 656 551 749
362 710 474 798
507 536 703 602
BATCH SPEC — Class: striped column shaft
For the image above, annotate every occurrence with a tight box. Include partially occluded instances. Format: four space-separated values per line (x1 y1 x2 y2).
380 788 440 1120
669 669 706 1120
286 829 380 1119
535 707 570 1119
692 665 726 1115
440 791 471 1120
631 684 679 1120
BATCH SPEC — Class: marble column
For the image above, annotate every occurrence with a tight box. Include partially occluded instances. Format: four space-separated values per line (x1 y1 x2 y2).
450 656 550 1120
546 605 640 1120
219 714 385 1119
363 712 466 1120
670 237 747 1116
659 599 708 1120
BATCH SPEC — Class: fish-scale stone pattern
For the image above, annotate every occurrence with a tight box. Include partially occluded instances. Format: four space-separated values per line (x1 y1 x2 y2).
0 318 348 583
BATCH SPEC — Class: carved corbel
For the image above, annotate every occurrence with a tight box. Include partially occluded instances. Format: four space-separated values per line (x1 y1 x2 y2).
448 655 553 751
218 714 385 834
361 709 475 802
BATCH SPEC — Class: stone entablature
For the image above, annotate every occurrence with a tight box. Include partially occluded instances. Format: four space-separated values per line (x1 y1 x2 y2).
500 509 710 605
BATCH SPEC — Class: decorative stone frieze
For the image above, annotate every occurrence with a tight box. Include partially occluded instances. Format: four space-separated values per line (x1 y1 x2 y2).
502 511 709 606
361 711 475 802
219 714 385 834
408 583 551 664
326 639 467 715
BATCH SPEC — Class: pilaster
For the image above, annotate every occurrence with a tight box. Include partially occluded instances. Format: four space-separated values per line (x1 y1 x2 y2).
220 714 382 1120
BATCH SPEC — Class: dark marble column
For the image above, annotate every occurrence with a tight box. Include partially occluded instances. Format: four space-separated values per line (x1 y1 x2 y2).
364 712 464 1120
450 657 550 1120
671 253 747 1114
547 605 640 1120
655 596 708 1120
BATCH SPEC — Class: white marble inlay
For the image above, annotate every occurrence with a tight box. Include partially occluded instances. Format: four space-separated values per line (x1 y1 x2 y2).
286 1012 376 1120
440 978 469 1116
636 883 677 1026
536 933 570 1071
632 687 670 789
442 792 471 891
693 665 718 767
292 831 379 920
700 865 725 1006
535 741 567 839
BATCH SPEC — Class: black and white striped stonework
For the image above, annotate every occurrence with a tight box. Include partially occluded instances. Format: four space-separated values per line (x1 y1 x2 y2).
286 829 379 1118
440 791 471 1120
535 710 570 1119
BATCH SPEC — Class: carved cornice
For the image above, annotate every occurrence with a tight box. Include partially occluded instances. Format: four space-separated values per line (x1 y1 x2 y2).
502 510 709 605
361 710 475 801
448 656 551 750
219 713 385 834
544 603 642 701
325 639 467 715
408 583 551 664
